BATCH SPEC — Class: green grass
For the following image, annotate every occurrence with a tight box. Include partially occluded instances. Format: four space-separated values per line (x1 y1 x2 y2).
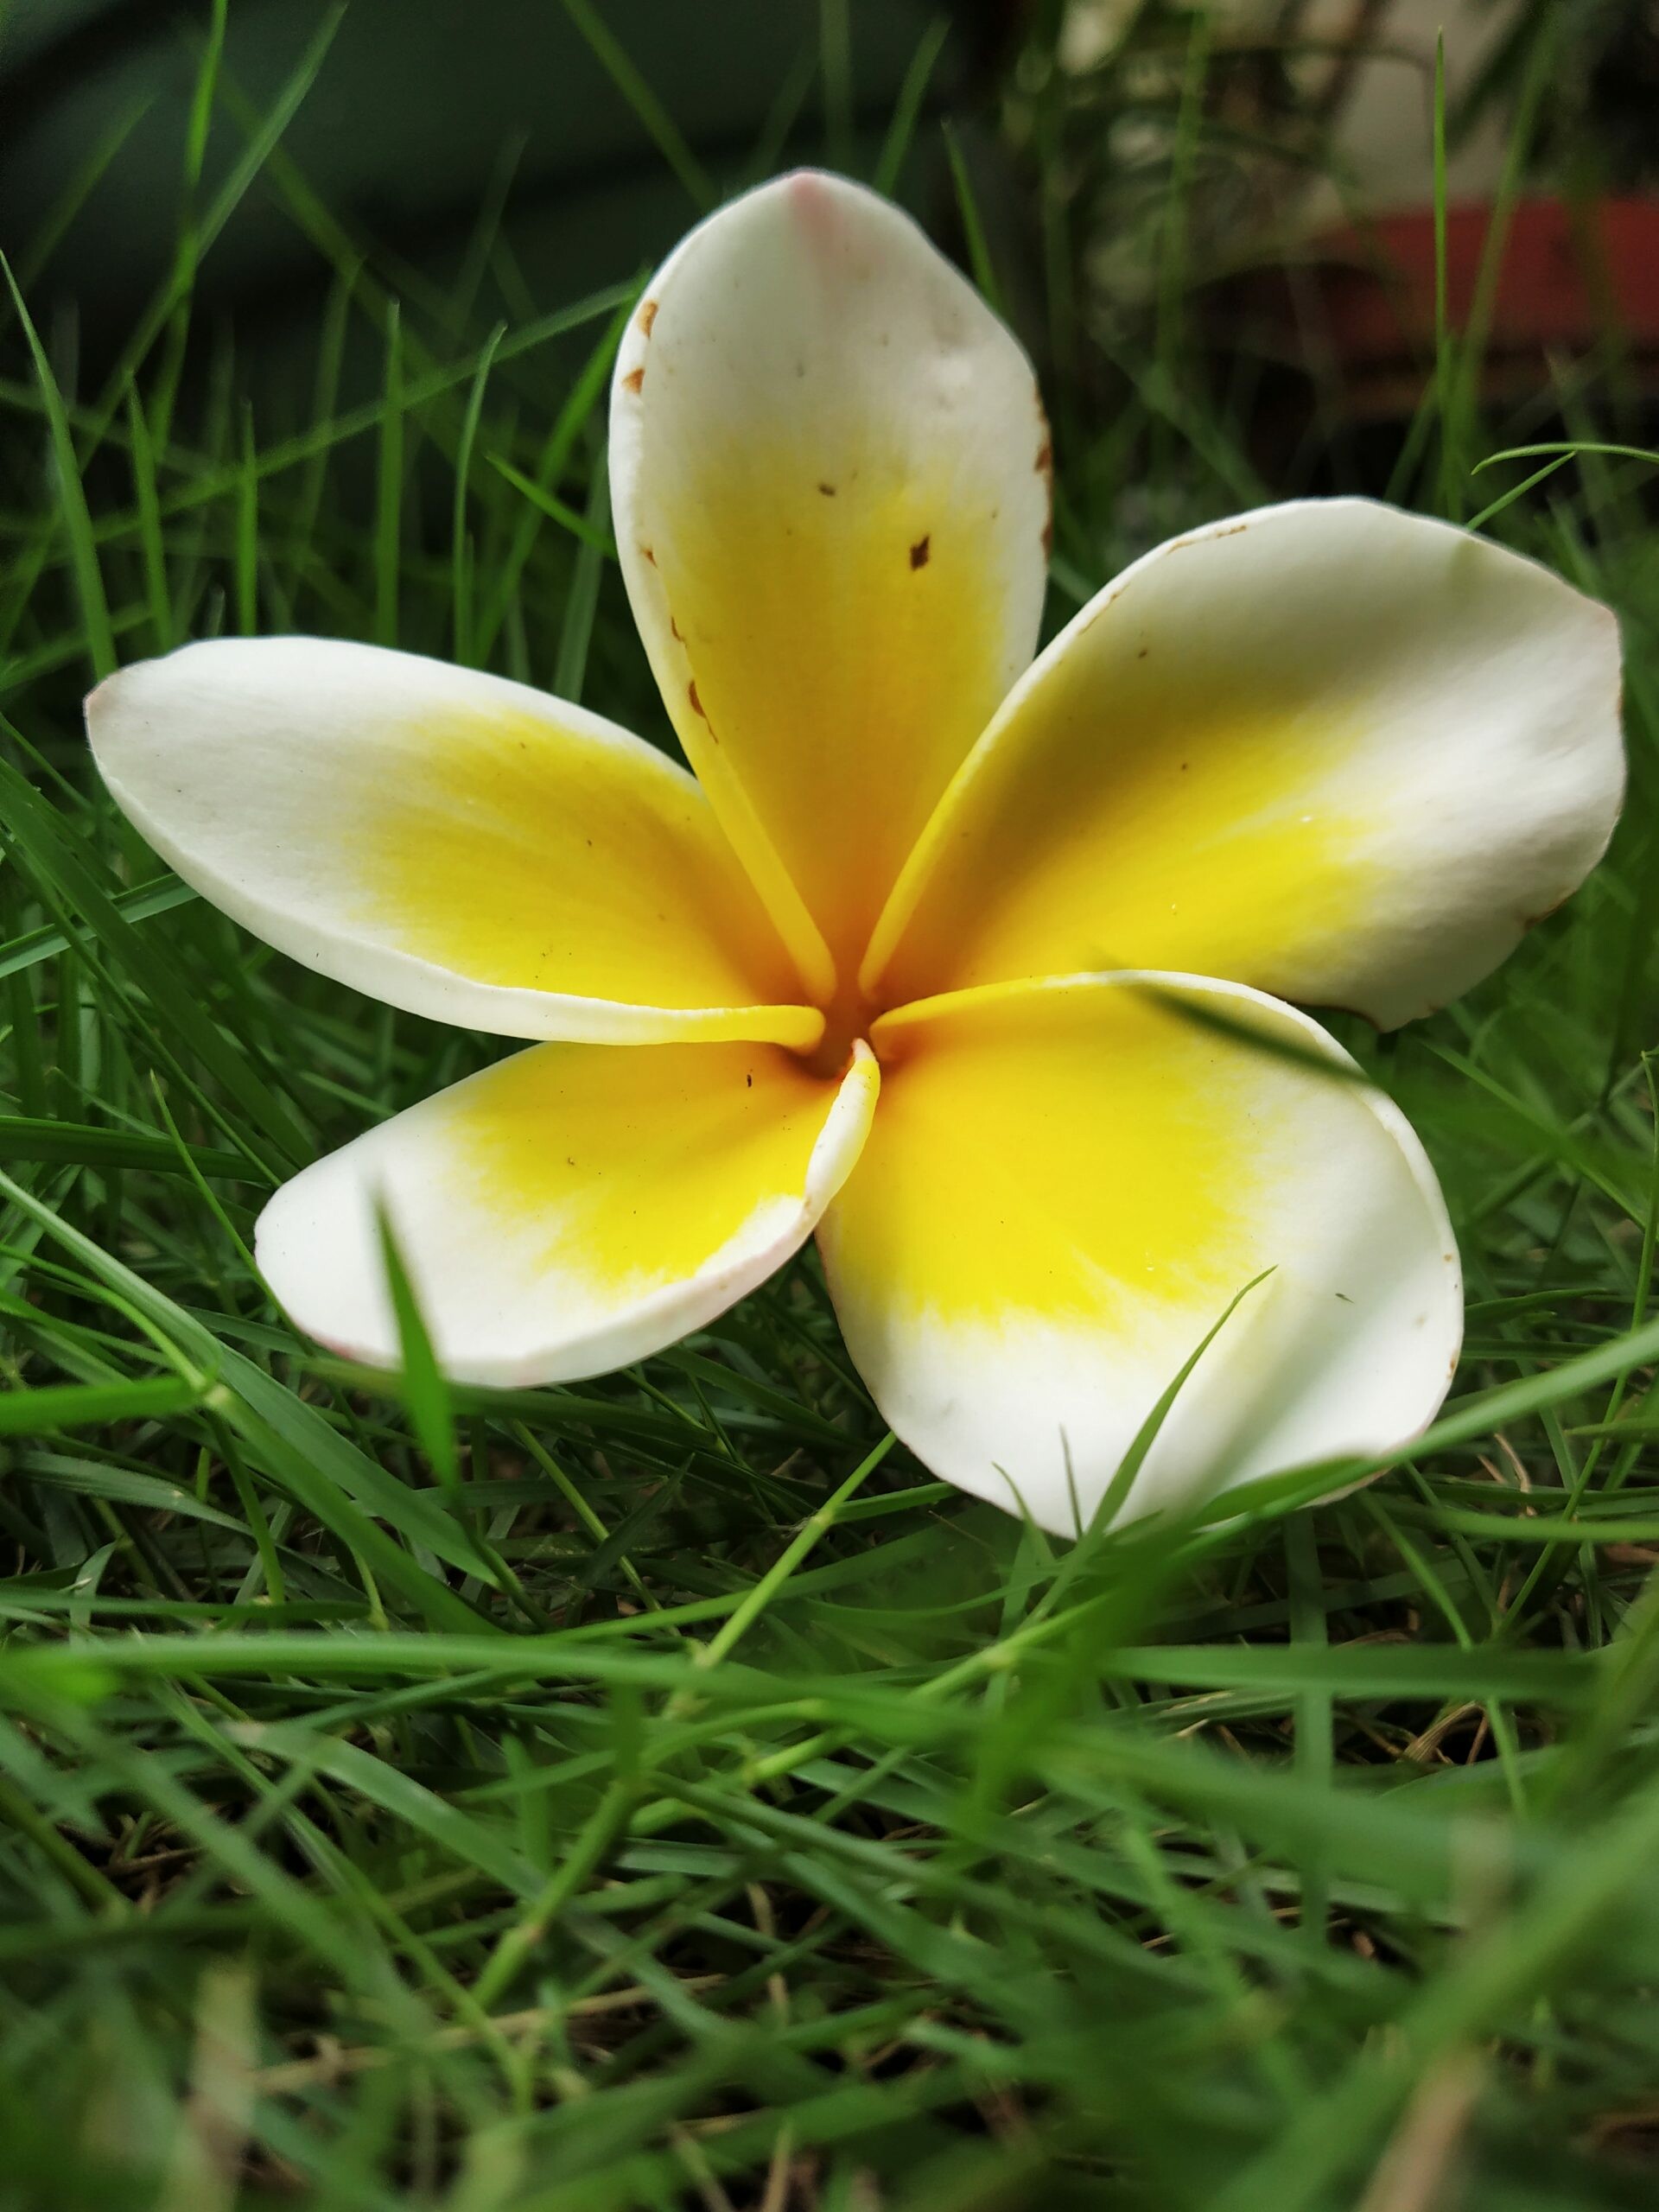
3 7 1659 2208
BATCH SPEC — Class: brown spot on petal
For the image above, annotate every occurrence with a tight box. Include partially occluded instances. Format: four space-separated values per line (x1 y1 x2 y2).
622 365 645 393
1035 438 1052 479
1215 522 1248 537
909 535 931 570
638 298 658 338
818 481 836 496
688 679 707 719
669 613 684 643
639 543 657 566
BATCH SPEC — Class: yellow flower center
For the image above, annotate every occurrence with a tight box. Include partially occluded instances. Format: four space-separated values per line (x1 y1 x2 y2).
802 977 878 1079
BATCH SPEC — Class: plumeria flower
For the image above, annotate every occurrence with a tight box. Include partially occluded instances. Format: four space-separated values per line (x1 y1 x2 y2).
86 173 1623 1536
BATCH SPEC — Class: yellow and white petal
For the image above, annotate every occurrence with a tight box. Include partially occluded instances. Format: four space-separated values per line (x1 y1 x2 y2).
87 636 820 1048
866 500 1624 1027
820 976 1459 1535
612 168 1051 992
257 1038 878 1388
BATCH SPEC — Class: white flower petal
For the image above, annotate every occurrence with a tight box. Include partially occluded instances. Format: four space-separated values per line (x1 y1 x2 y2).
88 636 821 1047
821 975 1460 1535
612 168 1051 990
867 499 1624 1027
257 1039 878 1389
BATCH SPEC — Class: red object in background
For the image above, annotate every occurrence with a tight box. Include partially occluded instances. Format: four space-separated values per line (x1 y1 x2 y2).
1332 199 1659 354
1226 197 1659 417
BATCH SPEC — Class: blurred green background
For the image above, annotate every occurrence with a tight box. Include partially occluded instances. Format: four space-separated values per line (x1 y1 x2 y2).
3 2 999 351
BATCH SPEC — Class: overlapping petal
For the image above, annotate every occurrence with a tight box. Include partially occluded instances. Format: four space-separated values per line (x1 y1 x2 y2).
866 500 1624 1027
612 169 1052 994
87 637 820 1047
257 1037 878 1387
819 976 1459 1534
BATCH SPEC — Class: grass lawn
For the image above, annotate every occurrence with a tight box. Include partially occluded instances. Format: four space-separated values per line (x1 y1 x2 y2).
2 9 1659 2207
